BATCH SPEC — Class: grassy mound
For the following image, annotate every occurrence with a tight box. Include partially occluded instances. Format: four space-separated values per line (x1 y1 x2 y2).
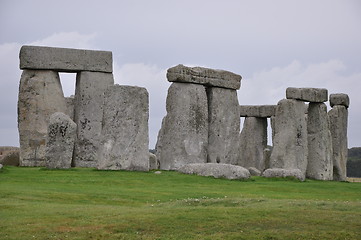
0 166 360 240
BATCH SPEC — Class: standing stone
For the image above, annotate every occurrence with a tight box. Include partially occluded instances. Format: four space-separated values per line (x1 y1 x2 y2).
97 85 149 171
149 153 158 170
45 112 77 169
156 83 208 170
18 70 67 166
239 117 268 171
263 148 272 170
329 105 348 181
65 96 75 120
207 87 240 164
73 71 114 167
306 103 333 180
270 99 308 176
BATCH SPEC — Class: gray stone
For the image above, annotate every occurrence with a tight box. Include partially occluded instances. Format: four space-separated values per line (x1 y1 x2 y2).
45 112 77 169
167 64 241 90
97 85 149 171
329 105 348 181
0 164 3 170
239 105 276 117
286 87 328 103
0 151 20 166
73 71 114 167
177 163 250 180
65 96 75 120
149 153 159 170
239 117 268 171
306 103 333 180
270 99 308 176
248 167 261 176
18 70 67 166
330 93 350 108
262 168 305 181
20 45 112 73
207 87 240 165
156 83 208 170
263 148 272 170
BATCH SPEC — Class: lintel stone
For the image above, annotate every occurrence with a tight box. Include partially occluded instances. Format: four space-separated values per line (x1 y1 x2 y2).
286 87 328 103
239 105 276 117
330 93 350 108
167 64 241 90
20 45 112 73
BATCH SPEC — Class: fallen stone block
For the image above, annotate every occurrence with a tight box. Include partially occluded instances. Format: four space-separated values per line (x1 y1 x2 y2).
330 93 350 108
20 45 112 73
262 168 305 181
45 112 77 169
239 105 276 117
248 167 262 176
177 163 250 180
286 87 328 103
167 64 241 90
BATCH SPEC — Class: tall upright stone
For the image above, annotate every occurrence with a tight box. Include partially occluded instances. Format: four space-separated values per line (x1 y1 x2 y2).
306 103 333 180
73 71 114 167
207 87 240 164
270 99 308 176
45 112 77 169
239 117 268 170
97 85 149 171
65 96 75 120
329 93 349 181
18 70 67 166
156 82 208 170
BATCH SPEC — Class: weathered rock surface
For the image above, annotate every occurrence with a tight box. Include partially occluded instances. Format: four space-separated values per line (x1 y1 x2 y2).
263 148 272 170
149 153 158 170
207 87 240 164
270 99 308 176
248 167 262 176
18 70 67 166
329 105 348 181
45 112 77 169
286 87 328 103
97 85 149 171
0 150 20 166
20 45 112 73
262 168 305 181
239 105 276 117
73 71 114 167
167 64 241 90
177 163 250 180
306 103 333 180
65 96 75 120
156 83 208 170
330 93 350 108
239 117 268 171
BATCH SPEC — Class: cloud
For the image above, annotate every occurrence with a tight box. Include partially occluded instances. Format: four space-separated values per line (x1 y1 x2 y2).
238 59 361 147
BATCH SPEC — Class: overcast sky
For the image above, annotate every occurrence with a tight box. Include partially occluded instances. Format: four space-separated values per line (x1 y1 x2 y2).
1 0 360 148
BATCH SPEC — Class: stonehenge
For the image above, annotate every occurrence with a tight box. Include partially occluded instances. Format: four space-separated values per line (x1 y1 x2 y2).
16 45 350 181
18 45 149 170
156 65 241 170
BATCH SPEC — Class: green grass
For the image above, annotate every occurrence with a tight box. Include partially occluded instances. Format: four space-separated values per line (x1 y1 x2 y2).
0 167 360 240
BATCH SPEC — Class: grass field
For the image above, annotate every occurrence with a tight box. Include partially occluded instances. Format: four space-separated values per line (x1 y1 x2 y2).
0 166 360 240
